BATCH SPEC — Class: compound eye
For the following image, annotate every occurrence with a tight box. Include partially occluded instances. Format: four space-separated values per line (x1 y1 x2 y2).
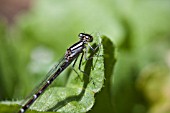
79 33 84 37
85 36 89 39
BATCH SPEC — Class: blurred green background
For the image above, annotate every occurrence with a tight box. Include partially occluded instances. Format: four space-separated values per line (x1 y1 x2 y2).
0 0 170 113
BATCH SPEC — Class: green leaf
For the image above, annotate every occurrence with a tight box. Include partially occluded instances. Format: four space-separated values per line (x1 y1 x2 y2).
0 35 116 113
89 35 116 113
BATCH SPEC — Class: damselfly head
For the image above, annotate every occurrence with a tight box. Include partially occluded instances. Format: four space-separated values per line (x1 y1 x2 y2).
79 33 93 42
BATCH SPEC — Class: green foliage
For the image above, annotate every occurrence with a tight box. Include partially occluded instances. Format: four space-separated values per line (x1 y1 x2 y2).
89 36 116 113
1 0 170 113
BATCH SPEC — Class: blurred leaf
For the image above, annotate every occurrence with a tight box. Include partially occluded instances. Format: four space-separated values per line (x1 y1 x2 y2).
0 103 19 113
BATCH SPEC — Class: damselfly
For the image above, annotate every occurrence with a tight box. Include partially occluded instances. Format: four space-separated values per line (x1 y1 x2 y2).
18 33 100 113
